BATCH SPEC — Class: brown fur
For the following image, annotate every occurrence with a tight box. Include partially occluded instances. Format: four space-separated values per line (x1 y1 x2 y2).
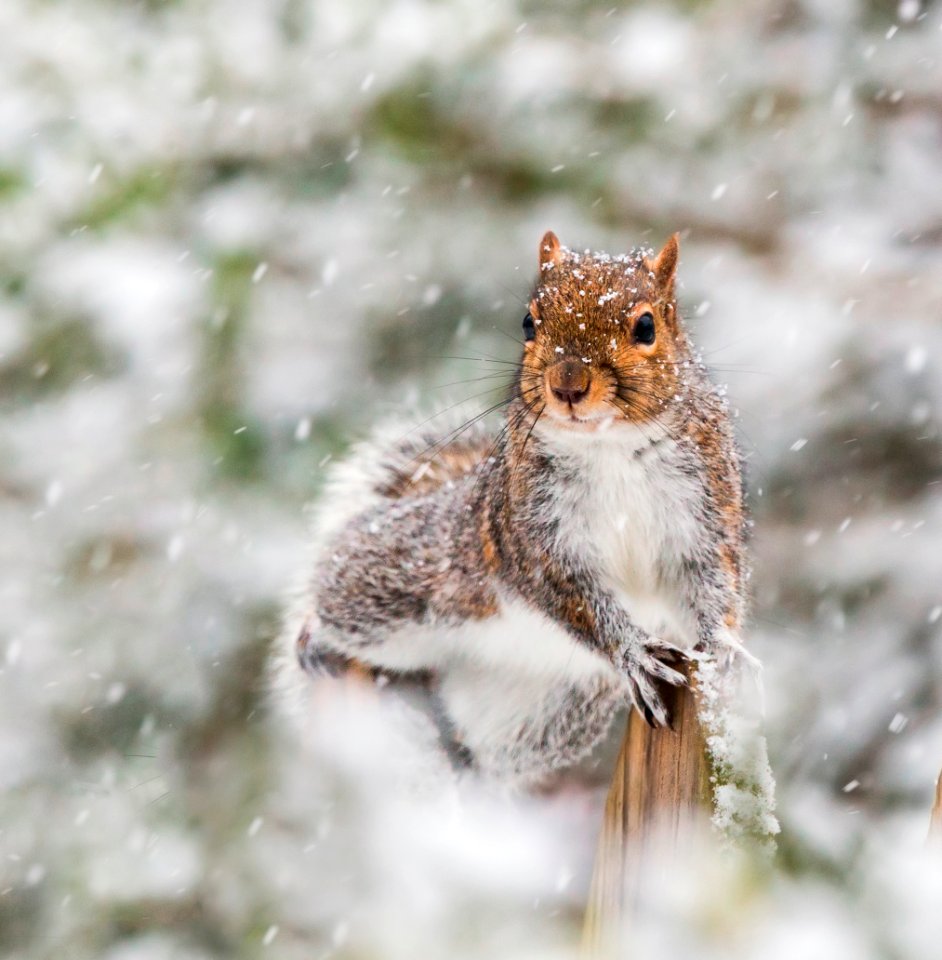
526 232 693 429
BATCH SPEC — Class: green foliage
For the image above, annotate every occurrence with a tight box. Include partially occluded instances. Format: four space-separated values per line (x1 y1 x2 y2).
0 166 27 199
366 289 476 382
0 316 125 407
72 168 175 231
195 253 268 483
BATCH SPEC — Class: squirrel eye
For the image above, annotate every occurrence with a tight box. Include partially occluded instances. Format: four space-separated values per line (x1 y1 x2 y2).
522 312 536 342
633 312 656 345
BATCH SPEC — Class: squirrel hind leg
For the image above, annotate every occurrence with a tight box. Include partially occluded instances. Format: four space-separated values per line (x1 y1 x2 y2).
423 686 477 773
505 677 624 780
296 617 350 677
296 615 410 683
443 671 623 783
297 621 477 772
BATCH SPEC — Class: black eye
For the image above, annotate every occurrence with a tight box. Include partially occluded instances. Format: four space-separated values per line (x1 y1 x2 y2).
522 312 536 341
633 312 656 345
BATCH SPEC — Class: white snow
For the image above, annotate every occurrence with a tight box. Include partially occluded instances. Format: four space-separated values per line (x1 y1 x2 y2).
1 0 939 957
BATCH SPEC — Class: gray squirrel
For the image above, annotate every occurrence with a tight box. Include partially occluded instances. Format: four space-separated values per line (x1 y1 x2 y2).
279 231 748 783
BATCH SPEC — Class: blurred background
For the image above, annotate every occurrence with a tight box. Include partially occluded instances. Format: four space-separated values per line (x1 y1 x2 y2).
2 0 941 957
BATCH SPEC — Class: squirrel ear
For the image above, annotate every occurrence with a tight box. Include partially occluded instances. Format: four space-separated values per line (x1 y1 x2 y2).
647 233 680 290
539 230 562 271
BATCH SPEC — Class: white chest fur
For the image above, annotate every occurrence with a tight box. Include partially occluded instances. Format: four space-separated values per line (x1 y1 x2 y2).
540 424 704 645
436 427 705 756
458 595 612 681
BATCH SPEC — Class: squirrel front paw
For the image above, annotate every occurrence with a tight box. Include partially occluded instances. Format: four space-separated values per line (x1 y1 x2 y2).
621 637 687 728
708 627 762 671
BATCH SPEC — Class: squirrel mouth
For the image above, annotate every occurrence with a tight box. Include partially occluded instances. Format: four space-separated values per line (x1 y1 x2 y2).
542 407 617 432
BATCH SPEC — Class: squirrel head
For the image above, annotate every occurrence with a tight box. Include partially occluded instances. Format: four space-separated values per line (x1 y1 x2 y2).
520 230 689 432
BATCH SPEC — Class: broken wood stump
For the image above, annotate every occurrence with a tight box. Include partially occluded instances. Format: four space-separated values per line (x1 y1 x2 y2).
581 664 711 957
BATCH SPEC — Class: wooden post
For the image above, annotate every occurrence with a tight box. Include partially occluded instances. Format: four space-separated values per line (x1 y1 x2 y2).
581 664 711 957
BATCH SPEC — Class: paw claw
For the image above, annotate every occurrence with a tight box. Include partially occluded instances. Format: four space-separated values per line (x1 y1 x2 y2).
640 702 656 727
646 658 687 687
623 637 689 729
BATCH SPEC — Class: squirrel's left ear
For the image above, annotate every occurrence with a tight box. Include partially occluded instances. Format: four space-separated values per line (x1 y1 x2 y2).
646 233 680 292
539 230 562 271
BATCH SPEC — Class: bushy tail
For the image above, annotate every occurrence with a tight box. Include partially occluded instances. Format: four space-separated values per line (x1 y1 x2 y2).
270 404 496 717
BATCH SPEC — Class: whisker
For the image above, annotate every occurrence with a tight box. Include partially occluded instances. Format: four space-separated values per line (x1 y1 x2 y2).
512 399 546 489
431 372 517 391
431 354 544 383
493 328 528 349
388 378 521 454
645 357 772 378
397 380 543 480
465 394 541 513
605 393 685 449
495 281 531 310
432 354 522 367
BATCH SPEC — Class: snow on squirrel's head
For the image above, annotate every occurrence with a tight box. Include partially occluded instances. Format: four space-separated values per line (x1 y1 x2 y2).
520 230 692 433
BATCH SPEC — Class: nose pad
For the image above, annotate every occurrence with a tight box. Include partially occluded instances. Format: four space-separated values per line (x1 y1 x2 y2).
552 384 589 406
547 359 591 407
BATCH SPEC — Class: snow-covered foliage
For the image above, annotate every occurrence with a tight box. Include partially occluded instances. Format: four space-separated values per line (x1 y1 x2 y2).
1 0 941 956
696 653 779 847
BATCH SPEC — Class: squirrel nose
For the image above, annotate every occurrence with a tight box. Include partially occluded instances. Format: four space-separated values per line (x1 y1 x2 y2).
552 384 589 405
547 359 591 407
